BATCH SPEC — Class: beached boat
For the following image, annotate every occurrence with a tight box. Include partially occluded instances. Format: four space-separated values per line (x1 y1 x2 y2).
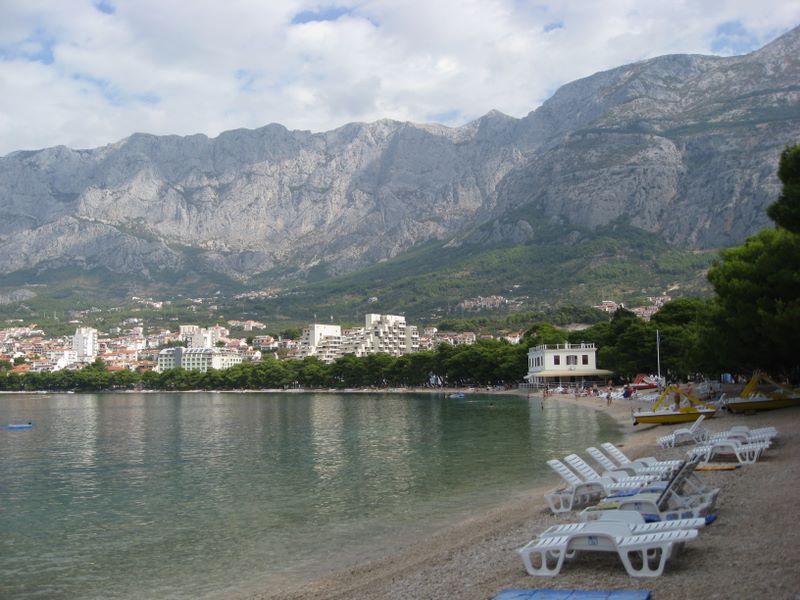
724 372 800 413
630 373 659 390
632 385 717 425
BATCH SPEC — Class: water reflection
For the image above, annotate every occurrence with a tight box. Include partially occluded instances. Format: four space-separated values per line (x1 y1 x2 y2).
0 392 620 599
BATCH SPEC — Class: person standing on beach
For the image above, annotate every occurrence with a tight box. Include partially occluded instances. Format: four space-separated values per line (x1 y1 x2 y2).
606 388 612 406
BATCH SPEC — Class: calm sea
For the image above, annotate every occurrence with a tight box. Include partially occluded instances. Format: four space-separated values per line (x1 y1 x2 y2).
0 391 620 599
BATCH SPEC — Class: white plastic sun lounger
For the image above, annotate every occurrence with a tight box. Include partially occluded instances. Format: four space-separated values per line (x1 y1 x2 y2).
707 425 777 446
657 415 709 448
687 439 770 465
600 443 712 498
544 459 606 513
600 442 683 471
580 457 719 522
563 454 662 492
587 446 676 478
589 510 707 529
518 520 698 577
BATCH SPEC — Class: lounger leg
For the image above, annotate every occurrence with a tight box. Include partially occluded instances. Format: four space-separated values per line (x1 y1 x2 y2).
518 539 567 576
618 542 670 577
545 491 573 514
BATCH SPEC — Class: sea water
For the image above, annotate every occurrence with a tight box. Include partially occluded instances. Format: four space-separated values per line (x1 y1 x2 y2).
0 391 621 599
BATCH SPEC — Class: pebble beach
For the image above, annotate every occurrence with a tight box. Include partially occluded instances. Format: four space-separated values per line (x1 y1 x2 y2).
248 391 800 600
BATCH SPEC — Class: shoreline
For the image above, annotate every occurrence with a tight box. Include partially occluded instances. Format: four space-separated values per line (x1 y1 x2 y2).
243 393 800 600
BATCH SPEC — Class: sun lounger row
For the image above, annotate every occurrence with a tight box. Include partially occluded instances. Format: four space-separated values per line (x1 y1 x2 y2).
525 422 779 578
544 446 681 514
658 417 778 450
527 444 728 578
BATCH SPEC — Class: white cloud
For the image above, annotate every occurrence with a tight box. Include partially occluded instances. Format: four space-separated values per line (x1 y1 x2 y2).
0 0 798 156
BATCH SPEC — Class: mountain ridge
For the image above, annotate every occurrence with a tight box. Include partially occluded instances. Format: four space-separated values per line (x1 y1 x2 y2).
0 26 798 303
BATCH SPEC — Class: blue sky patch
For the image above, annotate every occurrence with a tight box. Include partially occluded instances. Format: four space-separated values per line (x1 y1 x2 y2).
235 68 258 93
710 20 760 54
72 73 161 106
291 6 352 24
72 73 123 104
0 28 55 64
94 1 115 15
428 109 461 124
544 21 564 33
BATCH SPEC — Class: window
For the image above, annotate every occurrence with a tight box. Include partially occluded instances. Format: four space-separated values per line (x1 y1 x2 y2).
553 355 560 365
566 355 578 366
582 354 589 365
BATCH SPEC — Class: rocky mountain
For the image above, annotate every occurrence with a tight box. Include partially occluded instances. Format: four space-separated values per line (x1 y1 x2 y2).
0 26 798 296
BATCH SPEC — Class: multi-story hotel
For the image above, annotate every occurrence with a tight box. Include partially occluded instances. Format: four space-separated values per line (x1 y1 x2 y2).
72 327 98 363
298 314 419 363
156 347 243 372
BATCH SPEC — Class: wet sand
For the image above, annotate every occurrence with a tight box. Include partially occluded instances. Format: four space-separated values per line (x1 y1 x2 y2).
247 391 800 600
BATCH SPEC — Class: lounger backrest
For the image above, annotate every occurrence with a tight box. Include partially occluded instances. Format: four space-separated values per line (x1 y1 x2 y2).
655 457 696 510
587 447 618 473
601 442 631 466
564 454 602 481
688 414 706 433
547 459 583 486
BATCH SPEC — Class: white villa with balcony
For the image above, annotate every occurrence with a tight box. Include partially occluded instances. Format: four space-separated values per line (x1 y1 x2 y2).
524 342 613 387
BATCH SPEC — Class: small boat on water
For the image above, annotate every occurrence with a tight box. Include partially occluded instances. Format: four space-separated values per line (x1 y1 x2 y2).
724 372 800 413
448 392 465 399
632 385 717 425
6 423 33 430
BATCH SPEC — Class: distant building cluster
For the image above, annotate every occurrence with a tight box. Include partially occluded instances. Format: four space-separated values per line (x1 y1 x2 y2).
227 319 267 331
457 295 508 311
593 295 672 321
0 309 527 375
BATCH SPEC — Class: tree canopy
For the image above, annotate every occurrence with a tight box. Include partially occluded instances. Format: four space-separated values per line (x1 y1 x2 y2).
708 143 800 378
767 144 800 233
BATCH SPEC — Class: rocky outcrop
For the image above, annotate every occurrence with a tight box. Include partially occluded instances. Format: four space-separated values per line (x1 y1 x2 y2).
0 26 798 286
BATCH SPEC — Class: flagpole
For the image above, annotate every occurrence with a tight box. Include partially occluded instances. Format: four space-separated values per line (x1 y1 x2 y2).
656 329 661 380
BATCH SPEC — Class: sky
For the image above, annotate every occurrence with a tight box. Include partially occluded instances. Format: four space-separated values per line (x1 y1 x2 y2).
1 1 799 157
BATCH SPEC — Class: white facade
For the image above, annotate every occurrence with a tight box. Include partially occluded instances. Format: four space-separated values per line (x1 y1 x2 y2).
156 347 243 372
342 314 418 358
72 327 98 363
297 315 419 363
524 343 612 386
298 324 342 363
179 324 229 348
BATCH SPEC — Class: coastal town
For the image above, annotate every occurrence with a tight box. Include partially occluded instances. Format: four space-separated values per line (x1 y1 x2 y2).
0 312 505 375
0 292 673 377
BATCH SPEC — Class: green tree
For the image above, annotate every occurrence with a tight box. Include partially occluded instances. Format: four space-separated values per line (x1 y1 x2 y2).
522 322 568 347
707 227 800 376
650 298 717 378
767 144 800 233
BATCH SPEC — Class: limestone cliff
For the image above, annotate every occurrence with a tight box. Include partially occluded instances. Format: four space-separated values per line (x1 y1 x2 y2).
0 26 797 288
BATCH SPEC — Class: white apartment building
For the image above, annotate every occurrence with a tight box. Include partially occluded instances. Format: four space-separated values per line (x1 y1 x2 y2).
72 327 98 363
524 342 612 387
340 314 419 358
156 347 243 372
361 313 418 355
179 324 229 348
298 324 342 363
297 314 419 363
